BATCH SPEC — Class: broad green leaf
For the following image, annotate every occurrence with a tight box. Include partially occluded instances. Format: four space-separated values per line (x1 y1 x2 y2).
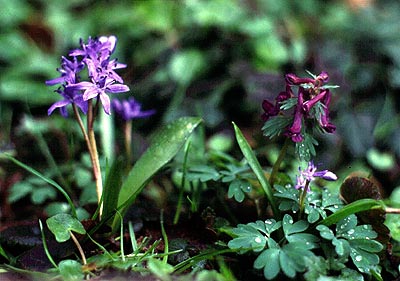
58 260 84 281
46 214 86 243
113 117 202 231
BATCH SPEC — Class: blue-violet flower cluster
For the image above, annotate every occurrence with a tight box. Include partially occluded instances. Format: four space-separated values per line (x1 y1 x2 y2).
46 36 129 116
112 98 156 121
262 72 336 142
295 161 337 192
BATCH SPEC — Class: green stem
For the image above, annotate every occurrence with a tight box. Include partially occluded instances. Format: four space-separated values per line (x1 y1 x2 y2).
173 141 191 225
160 210 169 264
69 231 87 265
39 220 58 269
298 181 309 219
269 138 290 187
123 121 132 167
87 100 103 218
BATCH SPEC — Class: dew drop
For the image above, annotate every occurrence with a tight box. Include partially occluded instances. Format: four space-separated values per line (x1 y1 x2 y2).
333 205 338 208
366 237 370 240
355 255 363 262
254 237 262 243
347 229 355 235
244 186 251 192
288 219 293 224
265 220 273 225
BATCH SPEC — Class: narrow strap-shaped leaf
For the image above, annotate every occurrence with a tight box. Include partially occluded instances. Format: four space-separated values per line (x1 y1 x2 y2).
112 117 202 231
232 122 280 218
318 198 385 227
2 153 77 218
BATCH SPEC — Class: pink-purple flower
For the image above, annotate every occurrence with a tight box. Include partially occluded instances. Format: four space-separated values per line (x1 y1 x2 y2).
295 161 337 192
262 71 336 143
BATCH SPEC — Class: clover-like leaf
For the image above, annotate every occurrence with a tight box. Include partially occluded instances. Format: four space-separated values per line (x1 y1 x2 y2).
254 248 280 280
316 225 335 240
228 220 281 253
58 260 84 281
227 179 251 202
282 214 309 236
186 165 221 182
46 214 86 243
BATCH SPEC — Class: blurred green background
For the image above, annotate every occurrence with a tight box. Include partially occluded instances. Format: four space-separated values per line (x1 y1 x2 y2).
1 0 399 192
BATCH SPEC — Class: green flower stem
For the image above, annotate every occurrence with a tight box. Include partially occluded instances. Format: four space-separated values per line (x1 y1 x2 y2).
123 120 132 166
86 100 103 218
269 138 290 187
318 198 385 227
69 231 87 265
298 181 309 219
233 122 280 219
73 104 92 156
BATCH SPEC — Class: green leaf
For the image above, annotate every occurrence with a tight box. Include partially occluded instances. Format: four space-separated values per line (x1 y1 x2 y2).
46 214 86 243
227 179 251 202
186 165 221 182
254 249 280 280
113 117 202 231
233 122 280 218
332 238 350 257
168 50 206 85
319 199 385 227
228 220 281 253
58 260 84 281
279 250 297 278
385 214 400 241
8 181 33 203
316 225 335 240
262 116 292 139
102 158 124 222
31 186 57 204
295 133 318 161
2 153 77 217
282 214 308 236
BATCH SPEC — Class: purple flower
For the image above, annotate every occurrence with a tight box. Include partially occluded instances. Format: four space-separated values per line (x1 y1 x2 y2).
48 87 88 117
71 77 129 115
46 56 84 86
295 161 337 191
47 35 130 116
112 98 155 121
